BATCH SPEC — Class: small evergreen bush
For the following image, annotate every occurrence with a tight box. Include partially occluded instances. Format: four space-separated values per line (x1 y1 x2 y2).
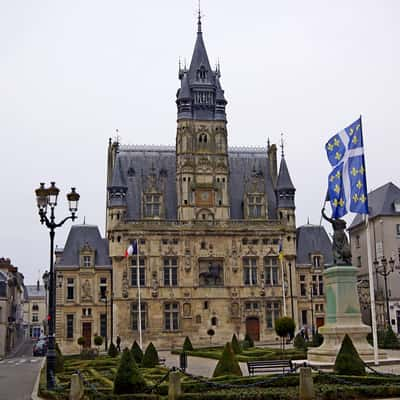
382 326 400 349
108 342 118 357
312 331 324 347
142 342 159 368
244 333 254 348
77 336 86 351
131 340 144 364
114 348 146 394
240 340 251 350
334 334 365 376
231 334 242 354
293 333 307 350
55 342 64 372
183 336 194 352
212 342 242 377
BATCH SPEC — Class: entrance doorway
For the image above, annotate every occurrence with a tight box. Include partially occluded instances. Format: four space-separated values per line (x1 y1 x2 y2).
82 322 92 348
316 317 324 329
245 317 260 341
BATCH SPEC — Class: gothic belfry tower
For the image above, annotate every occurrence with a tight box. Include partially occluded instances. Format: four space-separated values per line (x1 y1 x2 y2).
176 12 229 221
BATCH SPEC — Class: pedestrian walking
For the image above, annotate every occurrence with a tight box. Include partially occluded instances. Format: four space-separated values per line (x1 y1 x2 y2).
116 335 121 352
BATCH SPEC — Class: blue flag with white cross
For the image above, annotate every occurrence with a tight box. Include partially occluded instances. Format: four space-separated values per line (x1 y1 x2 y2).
325 117 368 218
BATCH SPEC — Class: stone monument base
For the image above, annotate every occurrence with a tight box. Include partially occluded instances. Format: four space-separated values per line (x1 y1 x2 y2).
308 265 386 364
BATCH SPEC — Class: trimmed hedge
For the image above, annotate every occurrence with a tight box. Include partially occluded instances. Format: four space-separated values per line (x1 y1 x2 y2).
183 336 194 352
108 342 119 357
142 342 159 368
231 334 242 354
113 348 146 394
293 333 307 351
244 333 254 347
212 342 242 378
334 334 365 376
131 340 144 364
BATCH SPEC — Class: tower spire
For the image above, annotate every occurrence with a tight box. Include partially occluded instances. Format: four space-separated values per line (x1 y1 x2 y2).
280 133 285 158
197 1 202 33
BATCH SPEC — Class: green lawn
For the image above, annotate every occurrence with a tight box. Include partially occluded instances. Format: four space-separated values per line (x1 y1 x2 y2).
172 346 306 362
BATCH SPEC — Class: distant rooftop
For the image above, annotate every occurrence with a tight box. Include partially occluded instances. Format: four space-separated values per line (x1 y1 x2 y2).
26 285 46 298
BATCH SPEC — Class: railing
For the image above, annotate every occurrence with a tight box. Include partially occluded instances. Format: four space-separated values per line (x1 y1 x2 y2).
124 219 281 227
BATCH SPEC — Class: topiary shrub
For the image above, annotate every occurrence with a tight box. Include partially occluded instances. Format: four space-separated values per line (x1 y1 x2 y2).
275 317 296 352
183 336 194 352
240 340 251 350
212 342 242 377
142 342 159 368
94 335 103 352
114 348 146 394
131 340 144 364
77 336 86 352
244 333 254 348
382 326 400 349
334 334 365 376
231 334 242 354
55 342 64 373
108 342 118 357
293 333 307 351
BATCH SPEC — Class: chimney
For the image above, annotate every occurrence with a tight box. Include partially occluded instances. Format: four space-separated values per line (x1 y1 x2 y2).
268 144 277 188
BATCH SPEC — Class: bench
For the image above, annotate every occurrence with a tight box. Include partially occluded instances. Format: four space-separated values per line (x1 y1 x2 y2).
247 359 293 375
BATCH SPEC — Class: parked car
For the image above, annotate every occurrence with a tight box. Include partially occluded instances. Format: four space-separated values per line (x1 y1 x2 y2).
33 340 47 356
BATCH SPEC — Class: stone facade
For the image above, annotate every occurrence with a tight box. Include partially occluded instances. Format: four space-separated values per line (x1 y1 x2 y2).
55 225 112 354
24 283 46 339
106 15 298 350
349 182 400 331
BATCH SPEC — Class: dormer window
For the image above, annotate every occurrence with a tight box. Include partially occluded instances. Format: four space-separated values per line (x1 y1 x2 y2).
312 255 322 268
246 193 266 219
83 256 91 267
394 200 400 213
143 193 162 218
197 65 207 81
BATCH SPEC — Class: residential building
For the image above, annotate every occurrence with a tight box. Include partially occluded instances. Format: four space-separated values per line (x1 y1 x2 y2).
55 224 112 354
24 282 46 339
105 14 298 350
349 182 400 332
296 223 333 338
0 258 25 357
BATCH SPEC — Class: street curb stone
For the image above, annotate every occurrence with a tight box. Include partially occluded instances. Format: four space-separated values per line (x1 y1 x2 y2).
31 358 46 400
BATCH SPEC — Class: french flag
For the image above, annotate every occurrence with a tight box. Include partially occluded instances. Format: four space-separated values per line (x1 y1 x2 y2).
125 240 138 257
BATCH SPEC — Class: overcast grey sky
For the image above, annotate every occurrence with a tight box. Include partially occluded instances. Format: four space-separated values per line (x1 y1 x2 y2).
1 1 399 284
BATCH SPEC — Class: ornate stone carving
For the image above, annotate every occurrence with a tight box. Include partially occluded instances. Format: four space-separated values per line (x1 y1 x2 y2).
183 302 191 317
122 270 129 298
151 272 159 298
81 279 92 301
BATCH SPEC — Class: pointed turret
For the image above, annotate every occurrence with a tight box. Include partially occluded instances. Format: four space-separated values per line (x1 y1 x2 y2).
277 156 295 209
176 13 227 121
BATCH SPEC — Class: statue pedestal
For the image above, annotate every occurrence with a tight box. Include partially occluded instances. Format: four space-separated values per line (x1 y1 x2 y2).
308 266 386 364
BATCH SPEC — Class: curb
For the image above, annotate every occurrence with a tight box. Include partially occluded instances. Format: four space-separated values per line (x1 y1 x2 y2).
31 358 46 400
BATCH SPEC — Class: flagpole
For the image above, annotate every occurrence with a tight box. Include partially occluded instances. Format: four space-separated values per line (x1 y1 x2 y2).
279 237 287 316
137 239 143 349
365 215 379 364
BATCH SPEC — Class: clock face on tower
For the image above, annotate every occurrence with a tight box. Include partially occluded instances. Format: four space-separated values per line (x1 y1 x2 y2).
195 189 214 206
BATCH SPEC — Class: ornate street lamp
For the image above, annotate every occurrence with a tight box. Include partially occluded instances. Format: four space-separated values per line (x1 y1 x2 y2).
35 182 79 390
373 256 395 327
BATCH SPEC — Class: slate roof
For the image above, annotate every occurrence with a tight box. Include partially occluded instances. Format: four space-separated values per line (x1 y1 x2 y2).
110 145 278 220
277 157 295 190
349 182 400 229
26 285 46 298
57 225 110 267
296 224 333 266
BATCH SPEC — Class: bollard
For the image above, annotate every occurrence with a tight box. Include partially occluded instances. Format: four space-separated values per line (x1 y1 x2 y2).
299 367 314 400
168 371 182 400
69 373 84 400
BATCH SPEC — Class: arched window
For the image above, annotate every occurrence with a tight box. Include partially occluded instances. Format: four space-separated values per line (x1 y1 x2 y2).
211 317 217 326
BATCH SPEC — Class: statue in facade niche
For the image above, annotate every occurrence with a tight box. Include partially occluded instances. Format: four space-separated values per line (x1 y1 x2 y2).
321 207 352 265
81 279 92 301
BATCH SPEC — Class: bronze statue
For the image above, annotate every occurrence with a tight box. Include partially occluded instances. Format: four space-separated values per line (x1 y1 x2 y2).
321 207 352 265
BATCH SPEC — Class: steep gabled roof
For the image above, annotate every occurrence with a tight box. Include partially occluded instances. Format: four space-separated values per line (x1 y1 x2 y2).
349 182 400 229
58 225 110 267
296 224 333 265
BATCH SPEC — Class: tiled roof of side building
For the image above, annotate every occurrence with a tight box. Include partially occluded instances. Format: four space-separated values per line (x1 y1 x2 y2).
349 182 400 229
57 225 111 267
296 224 333 266
25 285 46 298
111 146 277 220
